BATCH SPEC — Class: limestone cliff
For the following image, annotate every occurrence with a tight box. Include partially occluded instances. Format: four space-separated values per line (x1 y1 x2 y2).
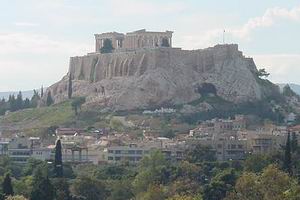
45 44 269 110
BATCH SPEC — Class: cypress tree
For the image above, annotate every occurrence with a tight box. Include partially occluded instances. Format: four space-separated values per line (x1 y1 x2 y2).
54 139 63 177
46 91 54 106
284 131 292 175
291 132 298 153
2 173 13 196
41 85 44 98
68 73 72 99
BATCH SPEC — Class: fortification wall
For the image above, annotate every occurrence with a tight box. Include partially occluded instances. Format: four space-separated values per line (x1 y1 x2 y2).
46 44 264 110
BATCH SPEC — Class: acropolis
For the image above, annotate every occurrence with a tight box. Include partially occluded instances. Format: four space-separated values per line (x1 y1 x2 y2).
45 29 267 111
94 29 173 52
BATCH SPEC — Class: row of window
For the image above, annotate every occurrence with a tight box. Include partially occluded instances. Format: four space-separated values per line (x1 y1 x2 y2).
108 156 142 162
108 149 148 155
10 151 30 155
217 144 244 149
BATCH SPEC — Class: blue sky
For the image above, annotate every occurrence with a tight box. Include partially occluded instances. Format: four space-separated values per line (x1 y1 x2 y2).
0 0 300 91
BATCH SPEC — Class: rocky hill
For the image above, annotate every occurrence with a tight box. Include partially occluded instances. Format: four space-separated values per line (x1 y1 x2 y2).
43 44 277 110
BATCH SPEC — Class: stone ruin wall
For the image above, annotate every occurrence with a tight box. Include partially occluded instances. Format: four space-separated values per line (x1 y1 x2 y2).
46 44 263 108
69 44 249 83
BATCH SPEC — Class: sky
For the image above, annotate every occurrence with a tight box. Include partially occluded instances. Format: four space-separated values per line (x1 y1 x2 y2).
0 0 300 91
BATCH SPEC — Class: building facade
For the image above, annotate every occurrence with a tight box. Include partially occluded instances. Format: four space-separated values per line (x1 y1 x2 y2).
95 29 173 52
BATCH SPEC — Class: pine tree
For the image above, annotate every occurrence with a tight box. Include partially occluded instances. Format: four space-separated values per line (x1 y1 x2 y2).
8 95 17 112
46 91 54 106
2 173 13 196
16 91 23 110
68 73 72 99
284 132 292 175
54 139 63 177
23 98 31 109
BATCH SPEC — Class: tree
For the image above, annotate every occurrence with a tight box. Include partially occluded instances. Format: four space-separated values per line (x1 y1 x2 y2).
168 194 202 200
71 176 108 200
8 95 17 112
68 73 72 99
133 151 169 195
256 68 270 78
41 85 44 98
100 39 114 53
161 38 170 47
30 176 54 200
13 176 34 198
185 144 216 163
23 98 31 109
5 196 28 200
244 154 272 173
54 139 63 177
2 173 13 196
71 97 86 115
16 91 23 110
30 90 40 108
137 184 165 200
259 165 292 200
52 178 71 200
224 172 262 200
108 180 134 200
291 132 298 153
22 158 44 176
225 165 298 200
284 132 292 175
203 169 237 200
46 91 54 106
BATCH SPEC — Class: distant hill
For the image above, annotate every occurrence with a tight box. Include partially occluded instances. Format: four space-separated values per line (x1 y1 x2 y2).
0 90 34 100
0 88 47 100
278 83 300 95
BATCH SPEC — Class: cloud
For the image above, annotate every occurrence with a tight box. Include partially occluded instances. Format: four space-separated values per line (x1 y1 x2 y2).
0 31 91 91
0 32 90 55
0 59 67 91
231 6 300 38
252 54 300 84
176 5 300 49
109 0 186 16
14 22 39 27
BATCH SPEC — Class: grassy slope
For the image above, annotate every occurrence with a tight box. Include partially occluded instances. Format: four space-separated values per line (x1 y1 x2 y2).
0 101 75 130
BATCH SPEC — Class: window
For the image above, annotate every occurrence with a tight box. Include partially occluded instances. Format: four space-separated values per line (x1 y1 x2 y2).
136 150 143 155
128 150 135 154
136 157 142 161
108 150 114 154
115 157 121 161
108 157 113 160
115 150 121 154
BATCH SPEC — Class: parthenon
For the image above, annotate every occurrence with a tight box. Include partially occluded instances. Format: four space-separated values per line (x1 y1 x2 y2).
94 29 173 52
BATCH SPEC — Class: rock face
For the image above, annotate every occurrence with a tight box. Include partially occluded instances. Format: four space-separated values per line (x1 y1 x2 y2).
45 44 265 110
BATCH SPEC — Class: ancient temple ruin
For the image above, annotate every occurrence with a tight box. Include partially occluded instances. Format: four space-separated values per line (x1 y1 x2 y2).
94 29 173 52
